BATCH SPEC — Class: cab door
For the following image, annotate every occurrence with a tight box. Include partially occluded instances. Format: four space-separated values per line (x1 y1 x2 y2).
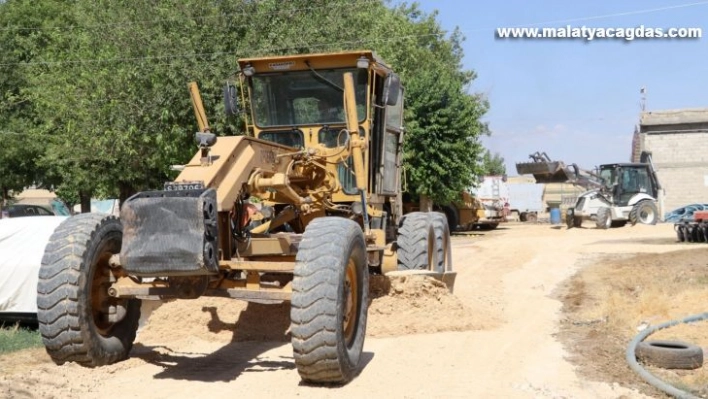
378 86 404 196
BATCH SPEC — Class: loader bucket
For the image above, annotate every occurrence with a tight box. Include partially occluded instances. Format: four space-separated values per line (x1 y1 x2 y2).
119 188 220 276
515 160 574 184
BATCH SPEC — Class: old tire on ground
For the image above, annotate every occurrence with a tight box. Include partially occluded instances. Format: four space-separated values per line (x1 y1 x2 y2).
630 200 659 226
636 340 704 370
291 217 368 384
396 212 436 271
37 213 141 367
595 207 612 229
430 212 452 274
525 212 538 223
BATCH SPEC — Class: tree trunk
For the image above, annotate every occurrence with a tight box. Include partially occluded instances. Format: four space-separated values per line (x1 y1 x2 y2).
79 191 92 213
118 182 136 210
0 187 6 219
419 195 433 213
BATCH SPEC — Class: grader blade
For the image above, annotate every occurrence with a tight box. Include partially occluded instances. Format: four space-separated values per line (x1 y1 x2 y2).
384 270 457 293
119 188 219 276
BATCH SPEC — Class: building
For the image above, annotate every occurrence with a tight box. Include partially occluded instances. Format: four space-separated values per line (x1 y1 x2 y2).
631 108 708 215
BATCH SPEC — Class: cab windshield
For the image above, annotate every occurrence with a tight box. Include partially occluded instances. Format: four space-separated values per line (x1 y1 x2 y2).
598 166 616 189
250 68 367 127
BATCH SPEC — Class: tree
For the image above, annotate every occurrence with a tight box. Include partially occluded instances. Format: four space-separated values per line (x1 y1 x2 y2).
0 0 488 209
480 149 506 176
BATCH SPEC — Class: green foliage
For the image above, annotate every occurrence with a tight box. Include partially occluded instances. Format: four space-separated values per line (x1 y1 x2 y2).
0 0 489 205
0 324 43 354
480 149 506 176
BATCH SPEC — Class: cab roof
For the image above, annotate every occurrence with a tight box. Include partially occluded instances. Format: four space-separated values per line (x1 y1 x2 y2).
237 50 393 75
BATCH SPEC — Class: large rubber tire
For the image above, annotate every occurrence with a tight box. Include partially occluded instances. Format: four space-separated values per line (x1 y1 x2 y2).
636 340 704 370
441 205 459 233
630 200 659 226
525 212 538 223
595 207 612 229
566 208 575 229
396 212 436 271
430 212 452 274
291 217 368 384
37 214 141 367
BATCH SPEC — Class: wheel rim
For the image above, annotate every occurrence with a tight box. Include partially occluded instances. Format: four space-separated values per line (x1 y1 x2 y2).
91 239 128 336
343 258 358 347
639 206 655 224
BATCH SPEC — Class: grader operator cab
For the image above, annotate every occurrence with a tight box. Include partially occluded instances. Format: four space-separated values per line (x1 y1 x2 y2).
36 51 455 385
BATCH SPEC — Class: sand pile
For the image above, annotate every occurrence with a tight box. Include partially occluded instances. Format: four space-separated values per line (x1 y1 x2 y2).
136 274 486 346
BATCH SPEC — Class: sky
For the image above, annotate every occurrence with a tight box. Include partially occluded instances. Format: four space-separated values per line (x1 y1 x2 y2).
412 0 708 175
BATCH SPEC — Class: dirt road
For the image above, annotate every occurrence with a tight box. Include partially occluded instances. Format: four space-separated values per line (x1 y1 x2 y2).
1 222 694 398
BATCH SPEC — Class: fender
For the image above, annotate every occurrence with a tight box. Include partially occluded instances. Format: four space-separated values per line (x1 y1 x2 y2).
628 193 656 206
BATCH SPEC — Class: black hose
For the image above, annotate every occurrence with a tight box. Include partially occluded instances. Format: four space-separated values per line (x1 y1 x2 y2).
626 312 708 399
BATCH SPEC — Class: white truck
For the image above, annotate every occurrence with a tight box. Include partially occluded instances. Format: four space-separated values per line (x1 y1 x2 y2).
506 182 545 222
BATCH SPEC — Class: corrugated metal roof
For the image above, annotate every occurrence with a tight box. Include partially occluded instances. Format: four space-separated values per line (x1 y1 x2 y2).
640 108 708 126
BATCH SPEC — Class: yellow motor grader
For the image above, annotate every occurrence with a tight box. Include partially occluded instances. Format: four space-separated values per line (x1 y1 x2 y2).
36 51 455 384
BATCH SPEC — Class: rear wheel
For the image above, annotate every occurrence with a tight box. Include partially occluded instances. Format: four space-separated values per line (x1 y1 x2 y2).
441 205 459 233
291 217 368 384
595 207 612 229
430 212 452 274
525 212 537 223
396 212 436 271
37 214 141 367
630 200 659 226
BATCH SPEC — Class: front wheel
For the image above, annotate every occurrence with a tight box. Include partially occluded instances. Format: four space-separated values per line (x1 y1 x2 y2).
37 214 141 367
595 207 612 229
565 208 577 229
291 217 368 384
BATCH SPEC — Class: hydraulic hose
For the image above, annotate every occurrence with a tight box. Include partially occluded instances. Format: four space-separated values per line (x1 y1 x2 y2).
626 312 708 399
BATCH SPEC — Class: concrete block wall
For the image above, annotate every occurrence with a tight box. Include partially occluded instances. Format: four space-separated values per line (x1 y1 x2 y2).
644 132 708 214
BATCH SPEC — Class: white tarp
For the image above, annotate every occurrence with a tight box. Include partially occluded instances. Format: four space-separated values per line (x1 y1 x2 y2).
0 216 67 314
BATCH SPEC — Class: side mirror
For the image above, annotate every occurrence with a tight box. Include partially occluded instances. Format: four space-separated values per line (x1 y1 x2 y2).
223 82 240 117
195 132 217 148
382 73 401 106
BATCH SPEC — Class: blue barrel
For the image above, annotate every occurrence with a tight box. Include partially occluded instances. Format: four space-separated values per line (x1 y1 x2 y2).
550 208 561 224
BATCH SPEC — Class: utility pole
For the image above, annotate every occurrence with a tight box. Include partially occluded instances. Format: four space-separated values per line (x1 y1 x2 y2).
640 87 647 111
